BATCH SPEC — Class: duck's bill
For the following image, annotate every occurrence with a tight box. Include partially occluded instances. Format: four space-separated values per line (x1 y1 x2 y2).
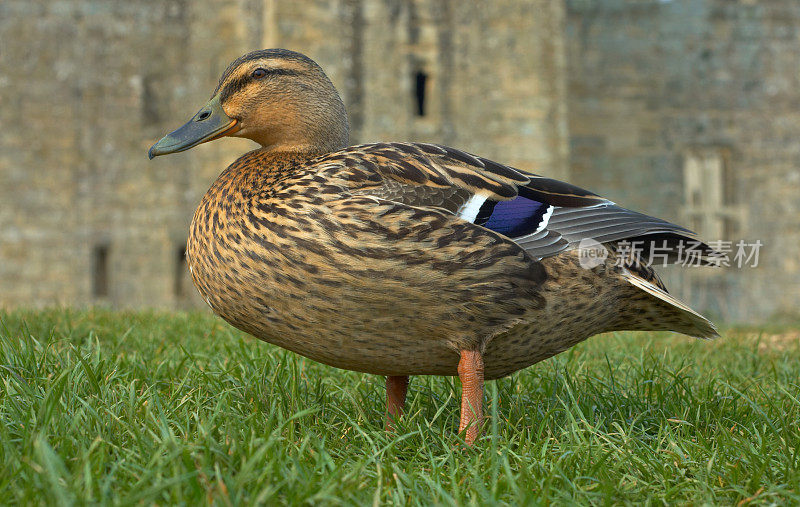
148 94 239 159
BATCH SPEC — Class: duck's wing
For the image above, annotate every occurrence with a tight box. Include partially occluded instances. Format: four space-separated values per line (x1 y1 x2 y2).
320 142 718 264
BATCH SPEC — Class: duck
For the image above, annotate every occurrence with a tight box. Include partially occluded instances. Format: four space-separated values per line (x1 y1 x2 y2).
149 49 718 445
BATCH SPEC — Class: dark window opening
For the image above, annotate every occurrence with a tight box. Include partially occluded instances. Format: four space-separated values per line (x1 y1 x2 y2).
174 245 187 298
414 71 428 116
92 245 109 298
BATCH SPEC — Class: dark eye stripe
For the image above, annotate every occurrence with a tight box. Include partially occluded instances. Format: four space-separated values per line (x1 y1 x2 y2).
260 68 302 76
219 68 303 103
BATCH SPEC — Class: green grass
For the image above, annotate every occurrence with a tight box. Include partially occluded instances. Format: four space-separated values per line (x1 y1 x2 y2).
1 309 798 505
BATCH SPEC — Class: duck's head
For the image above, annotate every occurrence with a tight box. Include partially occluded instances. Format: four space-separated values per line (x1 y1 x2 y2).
148 49 348 159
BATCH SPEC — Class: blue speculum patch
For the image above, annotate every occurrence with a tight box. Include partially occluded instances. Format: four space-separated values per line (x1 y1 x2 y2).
480 195 548 238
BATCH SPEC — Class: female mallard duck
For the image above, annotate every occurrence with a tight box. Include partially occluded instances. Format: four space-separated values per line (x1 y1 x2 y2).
149 49 717 445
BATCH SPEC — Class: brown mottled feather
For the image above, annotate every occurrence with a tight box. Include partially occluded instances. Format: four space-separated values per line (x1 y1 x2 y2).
186 147 717 381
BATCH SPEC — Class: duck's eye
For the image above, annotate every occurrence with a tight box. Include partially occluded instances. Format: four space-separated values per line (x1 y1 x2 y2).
251 68 268 80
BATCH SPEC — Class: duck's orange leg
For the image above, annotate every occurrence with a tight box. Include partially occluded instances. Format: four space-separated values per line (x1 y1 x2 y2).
385 375 409 431
458 349 485 445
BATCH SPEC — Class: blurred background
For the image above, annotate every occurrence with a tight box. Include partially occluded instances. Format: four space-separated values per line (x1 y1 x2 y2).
1 0 798 323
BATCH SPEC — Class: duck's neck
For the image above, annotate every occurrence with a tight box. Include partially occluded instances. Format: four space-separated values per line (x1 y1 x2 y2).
243 102 350 156
237 102 350 157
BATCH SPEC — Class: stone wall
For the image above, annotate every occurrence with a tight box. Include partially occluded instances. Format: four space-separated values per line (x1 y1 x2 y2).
566 0 800 321
7 0 795 322
0 1 568 309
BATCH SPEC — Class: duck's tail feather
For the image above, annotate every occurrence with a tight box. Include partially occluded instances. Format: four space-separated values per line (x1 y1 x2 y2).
620 267 719 339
